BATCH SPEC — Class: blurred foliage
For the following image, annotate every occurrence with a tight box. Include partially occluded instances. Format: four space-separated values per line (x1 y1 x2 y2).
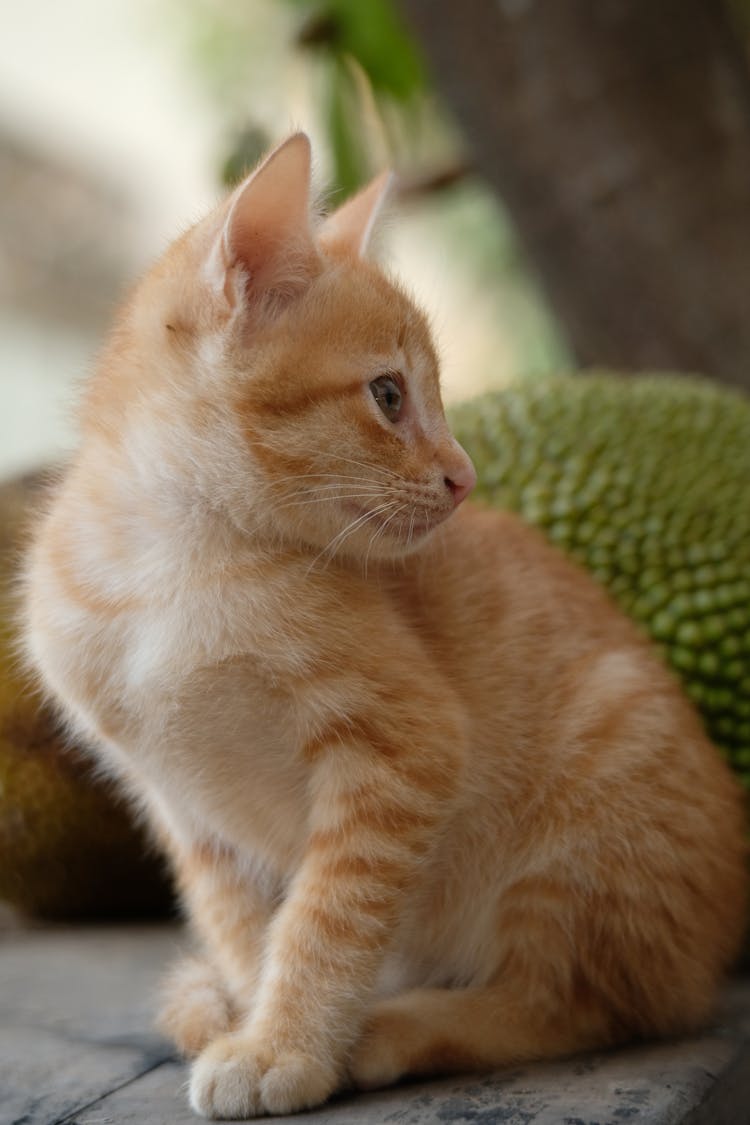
291 0 429 197
165 0 458 192
291 0 425 100
164 0 569 382
171 0 750 202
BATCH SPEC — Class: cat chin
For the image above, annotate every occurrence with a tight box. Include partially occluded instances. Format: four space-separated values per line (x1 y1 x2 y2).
348 507 446 553
360 520 443 563
297 521 439 567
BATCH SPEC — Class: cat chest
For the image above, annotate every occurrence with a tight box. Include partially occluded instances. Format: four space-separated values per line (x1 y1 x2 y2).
88 580 375 868
136 654 315 870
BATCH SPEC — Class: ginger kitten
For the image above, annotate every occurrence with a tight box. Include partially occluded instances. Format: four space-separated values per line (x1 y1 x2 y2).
23 134 747 1119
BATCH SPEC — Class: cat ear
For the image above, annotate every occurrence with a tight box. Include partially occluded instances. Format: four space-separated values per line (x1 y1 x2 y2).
320 170 394 258
207 132 317 313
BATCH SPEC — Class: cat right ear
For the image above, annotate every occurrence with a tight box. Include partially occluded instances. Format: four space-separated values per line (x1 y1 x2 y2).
321 170 394 259
205 133 318 316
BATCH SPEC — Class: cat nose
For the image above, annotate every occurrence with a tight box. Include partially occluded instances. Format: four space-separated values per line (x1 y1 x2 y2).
444 461 477 507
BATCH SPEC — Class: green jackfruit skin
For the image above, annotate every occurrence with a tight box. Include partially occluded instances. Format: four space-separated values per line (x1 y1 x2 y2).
449 374 750 788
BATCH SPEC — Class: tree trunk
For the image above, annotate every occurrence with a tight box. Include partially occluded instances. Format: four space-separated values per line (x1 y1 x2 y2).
400 0 750 390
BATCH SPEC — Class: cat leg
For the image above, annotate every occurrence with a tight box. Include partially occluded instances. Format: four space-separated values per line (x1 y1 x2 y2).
348 983 613 1089
159 842 275 1056
189 724 465 1119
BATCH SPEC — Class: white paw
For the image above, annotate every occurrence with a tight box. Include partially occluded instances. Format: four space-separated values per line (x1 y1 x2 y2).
189 1034 337 1119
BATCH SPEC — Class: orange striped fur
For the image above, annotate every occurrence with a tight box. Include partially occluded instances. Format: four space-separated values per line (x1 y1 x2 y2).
23 135 747 1119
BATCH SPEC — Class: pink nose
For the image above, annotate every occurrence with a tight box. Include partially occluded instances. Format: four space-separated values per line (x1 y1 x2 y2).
444 461 477 507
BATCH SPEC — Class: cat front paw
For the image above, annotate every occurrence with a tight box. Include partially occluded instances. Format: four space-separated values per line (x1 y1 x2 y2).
189 1033 338 1119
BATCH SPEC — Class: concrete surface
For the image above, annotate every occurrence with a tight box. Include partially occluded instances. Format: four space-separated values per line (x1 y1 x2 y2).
1 925 749 1125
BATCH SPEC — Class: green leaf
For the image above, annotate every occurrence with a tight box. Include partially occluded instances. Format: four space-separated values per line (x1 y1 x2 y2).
292 0 426 99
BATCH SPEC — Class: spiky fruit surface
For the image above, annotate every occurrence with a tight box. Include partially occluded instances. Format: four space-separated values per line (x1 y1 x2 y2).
0 474 173 919
449 374 750 788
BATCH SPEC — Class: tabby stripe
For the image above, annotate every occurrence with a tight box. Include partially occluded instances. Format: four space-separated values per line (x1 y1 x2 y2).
316 851 408 883
302 714 403 764
241 378 364 420
308 797 438 847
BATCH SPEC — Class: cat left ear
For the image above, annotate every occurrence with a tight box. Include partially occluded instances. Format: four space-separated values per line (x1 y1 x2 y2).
320 170 394 259
207 133 318 314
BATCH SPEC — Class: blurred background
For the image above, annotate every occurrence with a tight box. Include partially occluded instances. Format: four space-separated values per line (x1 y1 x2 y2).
2 0 750 478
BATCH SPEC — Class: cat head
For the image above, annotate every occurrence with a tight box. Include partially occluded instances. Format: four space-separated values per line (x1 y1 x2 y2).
92 133 475 563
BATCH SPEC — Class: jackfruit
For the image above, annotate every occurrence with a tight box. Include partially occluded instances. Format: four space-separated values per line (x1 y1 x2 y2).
449 373 750 789
0 473 173 918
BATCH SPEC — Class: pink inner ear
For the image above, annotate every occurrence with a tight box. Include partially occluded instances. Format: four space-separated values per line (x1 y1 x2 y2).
219 133 318 307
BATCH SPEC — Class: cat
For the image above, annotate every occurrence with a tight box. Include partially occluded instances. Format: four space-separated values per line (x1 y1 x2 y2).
23 133 747 1119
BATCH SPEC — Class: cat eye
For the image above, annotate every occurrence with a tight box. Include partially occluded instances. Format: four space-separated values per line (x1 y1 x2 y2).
370 374 403 422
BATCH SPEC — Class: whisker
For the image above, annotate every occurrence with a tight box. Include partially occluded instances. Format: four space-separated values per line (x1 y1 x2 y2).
307 501 397 575
251 437 410 486
272 491 385 515
276 483 386 500
270 473 392 488
317 452 408 484
363 502 408 578
325 502 396 556
271 479 415 513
